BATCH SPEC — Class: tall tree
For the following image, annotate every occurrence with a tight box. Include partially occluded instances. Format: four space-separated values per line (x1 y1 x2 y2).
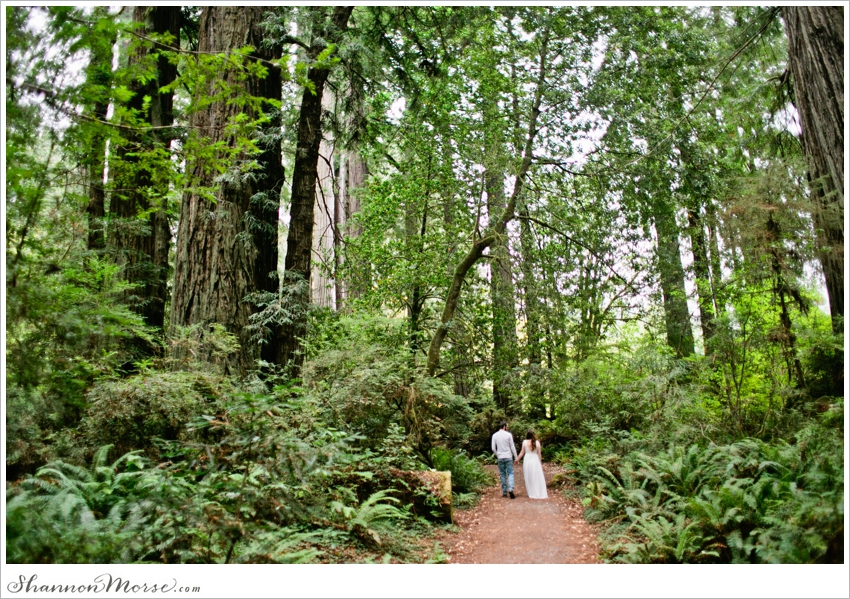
276 6 354 369
676 129 719 354
311 92 338 309
478 22 520 411
75 7 116 252
653 198 696 358
518 201 543 367
426 11 551 376
111 6 181 340
169 6 284 375
781 7 844 335
486 172 519 411
6 7 151 430
584 7 732 359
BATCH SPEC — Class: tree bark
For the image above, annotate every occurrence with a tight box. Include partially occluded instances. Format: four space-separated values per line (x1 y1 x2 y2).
518 201 542 367
112 6 181 338
83 8 114 252
766 214 806 390
338 72 370 306
334 155 346 310
169 6 283 375
653 200 695 358
688 208 716 354
705 201 726 319
343 150 369 303
312 99 336 310
486 171 519 412
676 136 716 355
782 7 844 335
277 6 354 369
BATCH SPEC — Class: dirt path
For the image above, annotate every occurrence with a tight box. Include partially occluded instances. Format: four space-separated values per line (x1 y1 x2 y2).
441 463 600 564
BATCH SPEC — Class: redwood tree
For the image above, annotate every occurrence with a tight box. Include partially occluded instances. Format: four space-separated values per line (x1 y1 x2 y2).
112 6 181 339
276 6 354 369
169 6 284 375
781 7 844 335
653 197 696 359
79 7 115 252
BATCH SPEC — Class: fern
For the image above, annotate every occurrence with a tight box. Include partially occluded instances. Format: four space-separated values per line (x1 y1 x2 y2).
334 490 408 547
577 425 843 564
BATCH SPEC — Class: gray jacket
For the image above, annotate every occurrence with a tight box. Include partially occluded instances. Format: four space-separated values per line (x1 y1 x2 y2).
491 429 517 460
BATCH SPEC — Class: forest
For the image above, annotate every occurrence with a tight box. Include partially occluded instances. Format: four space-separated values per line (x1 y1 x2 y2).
4 5 845 566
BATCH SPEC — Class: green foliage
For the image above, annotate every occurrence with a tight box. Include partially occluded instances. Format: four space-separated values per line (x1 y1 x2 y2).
80 371 229 460
376 423 424 471
5 388 445 564
7 256 150 396
465 404 507 456
430 447 497 494
303 314 474 461
137 392 361 563
6 446 150 563
166 324 243 375
5 5 844 569
797 315 844 400
568 407 843 563
5 255 152 472
331 489 409 547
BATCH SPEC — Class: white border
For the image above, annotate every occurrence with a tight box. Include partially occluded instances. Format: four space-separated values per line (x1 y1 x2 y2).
2 3 848 599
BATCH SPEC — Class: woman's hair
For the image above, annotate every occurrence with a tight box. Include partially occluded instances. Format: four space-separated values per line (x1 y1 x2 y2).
525 430 538 452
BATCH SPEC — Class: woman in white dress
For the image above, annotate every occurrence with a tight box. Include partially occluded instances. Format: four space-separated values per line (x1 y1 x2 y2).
515 429 548 499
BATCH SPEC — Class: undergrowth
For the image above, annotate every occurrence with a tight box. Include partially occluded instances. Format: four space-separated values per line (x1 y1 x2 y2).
5 389 461 564
563 400 844 564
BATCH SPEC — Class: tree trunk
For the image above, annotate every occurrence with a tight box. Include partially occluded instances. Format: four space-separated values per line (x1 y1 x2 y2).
312 92 336 310
338 72 370 306
782 6 844 335
277 6 354 369
333 73 370 310
334 155 346 310
343 150 369 303
653 200 695 358
486 171 519 412
112 6 181 339
518 202 542 367
688 208 716 354
83 9 114 252
169 6 283 376
676 136 716 356
705 201 726 319
404 185 426 352
426 22 550 377
766 214 806 390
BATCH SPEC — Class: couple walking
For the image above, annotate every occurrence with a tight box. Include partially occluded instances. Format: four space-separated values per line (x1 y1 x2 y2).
491 421 548 499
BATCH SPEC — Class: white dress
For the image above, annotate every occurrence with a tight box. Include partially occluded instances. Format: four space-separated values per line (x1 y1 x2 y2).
522 440 548 499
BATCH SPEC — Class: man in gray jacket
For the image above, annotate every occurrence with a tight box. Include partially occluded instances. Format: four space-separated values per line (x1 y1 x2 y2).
491 421 517 498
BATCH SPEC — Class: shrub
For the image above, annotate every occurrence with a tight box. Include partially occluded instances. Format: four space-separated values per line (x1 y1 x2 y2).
430 446 497 494
5 386 59 477
302 314 473 461
570 411 844 564
464 405 506 457
80 371 229 460
6 446 150 563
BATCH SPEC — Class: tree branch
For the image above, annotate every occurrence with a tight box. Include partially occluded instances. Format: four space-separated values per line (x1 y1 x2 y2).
595 7 782 175
516 214 642 296
426 12 553 376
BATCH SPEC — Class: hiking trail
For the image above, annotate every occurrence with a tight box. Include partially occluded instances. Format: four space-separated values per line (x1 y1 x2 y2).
440 463 601 564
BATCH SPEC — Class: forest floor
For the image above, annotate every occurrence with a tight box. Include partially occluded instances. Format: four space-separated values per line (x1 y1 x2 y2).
439 463 601 564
